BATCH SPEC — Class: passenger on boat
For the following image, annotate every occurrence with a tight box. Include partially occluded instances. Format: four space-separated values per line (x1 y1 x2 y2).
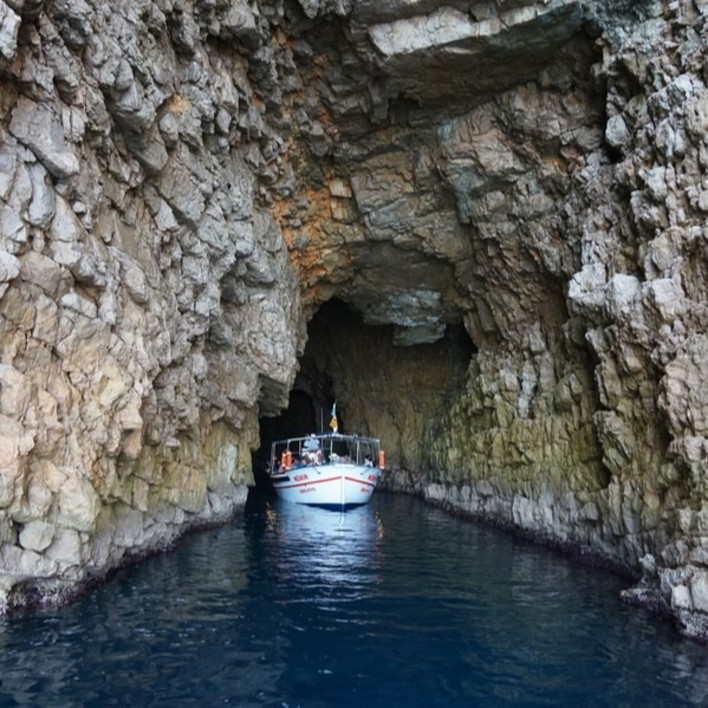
303 434 319 450
303 435 322 464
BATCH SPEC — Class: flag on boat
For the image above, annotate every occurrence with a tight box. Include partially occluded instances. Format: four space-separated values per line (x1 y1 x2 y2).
329 402 338 432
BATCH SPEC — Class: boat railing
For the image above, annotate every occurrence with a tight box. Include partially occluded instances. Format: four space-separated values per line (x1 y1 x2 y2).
270 433 380 473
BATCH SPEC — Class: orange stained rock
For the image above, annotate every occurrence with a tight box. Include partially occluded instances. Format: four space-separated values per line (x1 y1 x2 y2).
272 184 356 309
274 28 292 48
319 105 332 126
166 94 190 114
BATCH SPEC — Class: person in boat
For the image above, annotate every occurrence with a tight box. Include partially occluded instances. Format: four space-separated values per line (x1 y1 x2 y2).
302 435 322 464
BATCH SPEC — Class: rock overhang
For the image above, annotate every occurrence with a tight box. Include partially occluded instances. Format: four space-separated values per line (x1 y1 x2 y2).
280 0 600 347
363 1 585 72
298 0 588 102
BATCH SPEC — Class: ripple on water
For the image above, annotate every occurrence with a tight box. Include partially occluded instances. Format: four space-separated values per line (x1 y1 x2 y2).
1 493 708 706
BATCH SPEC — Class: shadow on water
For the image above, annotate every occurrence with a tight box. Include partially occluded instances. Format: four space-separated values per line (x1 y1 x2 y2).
0 492 708 706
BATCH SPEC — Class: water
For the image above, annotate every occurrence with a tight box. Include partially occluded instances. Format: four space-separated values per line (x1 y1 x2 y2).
1 492 708 707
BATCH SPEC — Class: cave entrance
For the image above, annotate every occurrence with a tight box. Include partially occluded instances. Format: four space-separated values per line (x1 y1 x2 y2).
252 300 344 489
253 298 475 490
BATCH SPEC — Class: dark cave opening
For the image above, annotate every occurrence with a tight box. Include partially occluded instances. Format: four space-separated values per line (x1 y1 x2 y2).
253 388 344 488
253 298 476 489
252 299 345 488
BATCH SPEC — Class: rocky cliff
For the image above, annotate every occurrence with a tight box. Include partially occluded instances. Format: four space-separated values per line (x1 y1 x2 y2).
2 0 708 640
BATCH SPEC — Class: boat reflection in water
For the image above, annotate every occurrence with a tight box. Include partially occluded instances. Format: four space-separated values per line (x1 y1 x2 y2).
265 500 384 603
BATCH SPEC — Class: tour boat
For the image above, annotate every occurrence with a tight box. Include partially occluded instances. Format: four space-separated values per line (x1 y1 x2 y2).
269 432 384 511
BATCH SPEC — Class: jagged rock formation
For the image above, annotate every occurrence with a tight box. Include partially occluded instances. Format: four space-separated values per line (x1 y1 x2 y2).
0 0 302 607
3 0 708 642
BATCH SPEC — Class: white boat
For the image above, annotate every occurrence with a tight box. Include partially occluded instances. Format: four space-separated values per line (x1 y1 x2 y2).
269 432 384 511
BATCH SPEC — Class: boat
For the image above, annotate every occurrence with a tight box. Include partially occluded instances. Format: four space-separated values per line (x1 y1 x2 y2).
268 432 385 511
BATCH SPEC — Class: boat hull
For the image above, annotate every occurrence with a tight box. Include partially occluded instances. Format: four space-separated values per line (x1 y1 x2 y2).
271 463 381 511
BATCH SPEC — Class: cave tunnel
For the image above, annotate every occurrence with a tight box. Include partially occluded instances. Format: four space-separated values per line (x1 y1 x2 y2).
253 298 477 490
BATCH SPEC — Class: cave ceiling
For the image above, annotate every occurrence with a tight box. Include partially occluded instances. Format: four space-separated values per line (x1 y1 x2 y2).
270 0 605 347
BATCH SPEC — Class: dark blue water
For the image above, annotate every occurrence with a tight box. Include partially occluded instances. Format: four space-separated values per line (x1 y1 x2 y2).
1 492 708 707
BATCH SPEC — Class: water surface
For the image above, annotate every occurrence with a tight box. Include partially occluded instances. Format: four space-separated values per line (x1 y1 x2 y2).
1 492 707 706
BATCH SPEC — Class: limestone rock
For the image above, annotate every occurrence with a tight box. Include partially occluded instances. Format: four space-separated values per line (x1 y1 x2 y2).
9 98 79 179
605 114 630 150
0 0 20 62
19 521 54 553
0 250 20 284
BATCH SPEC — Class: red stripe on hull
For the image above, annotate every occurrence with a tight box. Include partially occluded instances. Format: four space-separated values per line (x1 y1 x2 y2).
344 476 377 489
274 475 341 490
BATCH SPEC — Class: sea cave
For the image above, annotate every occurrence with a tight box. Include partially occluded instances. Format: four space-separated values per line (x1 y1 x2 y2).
2 0 708 643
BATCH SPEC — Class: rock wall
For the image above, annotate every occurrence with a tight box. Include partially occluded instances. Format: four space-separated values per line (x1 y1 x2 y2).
0 0 301 608
3 0 708 642
408 0 708 642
